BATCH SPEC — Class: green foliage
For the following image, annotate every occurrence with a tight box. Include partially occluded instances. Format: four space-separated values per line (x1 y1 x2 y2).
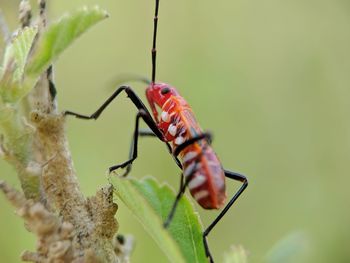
26 6 108 76
0 6 108 104
0 27 37 103
1 27 37 82
112 176 207 263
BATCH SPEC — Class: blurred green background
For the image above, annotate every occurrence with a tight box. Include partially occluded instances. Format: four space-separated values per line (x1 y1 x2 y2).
1 0 349 262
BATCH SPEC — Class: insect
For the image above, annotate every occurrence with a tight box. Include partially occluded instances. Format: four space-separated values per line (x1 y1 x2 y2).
64 0 248 262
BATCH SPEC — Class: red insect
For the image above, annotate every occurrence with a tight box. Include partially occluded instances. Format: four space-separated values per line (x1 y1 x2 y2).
65 0 248 262
146 83 227 210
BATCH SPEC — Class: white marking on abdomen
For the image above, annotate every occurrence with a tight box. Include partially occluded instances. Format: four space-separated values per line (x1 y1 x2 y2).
183 151 197 163
188 174 206 190
168 124 177 136
193 190 209 201
161 111 170 122
183 162 195 177
175 136 185 145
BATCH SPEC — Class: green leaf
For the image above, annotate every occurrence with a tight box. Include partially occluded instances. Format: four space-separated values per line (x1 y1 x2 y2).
1 27 38 82
26 6 108 76
0 27 37 103
223 246 248 263
111 176 207 263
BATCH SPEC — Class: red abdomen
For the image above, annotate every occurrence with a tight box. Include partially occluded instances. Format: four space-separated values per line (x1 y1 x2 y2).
181 145 226 209
156 95 226 209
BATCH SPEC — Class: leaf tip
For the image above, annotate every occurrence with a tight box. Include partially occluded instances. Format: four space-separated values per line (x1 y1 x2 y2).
93 5 110 18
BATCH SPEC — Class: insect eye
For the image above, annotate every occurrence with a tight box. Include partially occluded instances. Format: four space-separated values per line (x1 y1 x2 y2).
161 87 170 95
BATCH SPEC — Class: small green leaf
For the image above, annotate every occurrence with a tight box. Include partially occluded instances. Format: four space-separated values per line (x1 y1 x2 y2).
223 246 248 263
1 27 38 81
0 27 37 103
111 176 207 263
26 6 108 76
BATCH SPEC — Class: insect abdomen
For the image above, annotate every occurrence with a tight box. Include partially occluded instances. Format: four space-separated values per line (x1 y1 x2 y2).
182 145 226 209
157 96 227 209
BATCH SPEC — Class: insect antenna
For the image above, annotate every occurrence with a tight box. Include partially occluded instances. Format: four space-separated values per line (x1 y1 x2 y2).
151 0 160 84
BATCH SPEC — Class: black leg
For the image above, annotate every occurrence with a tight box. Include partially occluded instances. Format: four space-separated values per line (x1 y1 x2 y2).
64 86 131 119
163 158 202 228
64 85 173 175
109 109 162 176
138 128 157 137
124 128 156 175
203 170 248 263
163 172 186 228
120 128 183 176
163 146 208 228
137 128 182 169
173 132 212 157
160 133 213 228
64 85 164 140
64 84 183 173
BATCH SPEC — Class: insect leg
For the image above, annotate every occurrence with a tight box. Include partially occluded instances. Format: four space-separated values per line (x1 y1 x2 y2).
64 85 159 137
107 105 182 175
116 127 182 176
124 129 156 175
163 172 186 228
163 148 206 228
203 170 248 263
64 86 131 120
162 134 215 228
128 128 182 171
108 109 162 175
173 132 212 157
138 128 157 137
